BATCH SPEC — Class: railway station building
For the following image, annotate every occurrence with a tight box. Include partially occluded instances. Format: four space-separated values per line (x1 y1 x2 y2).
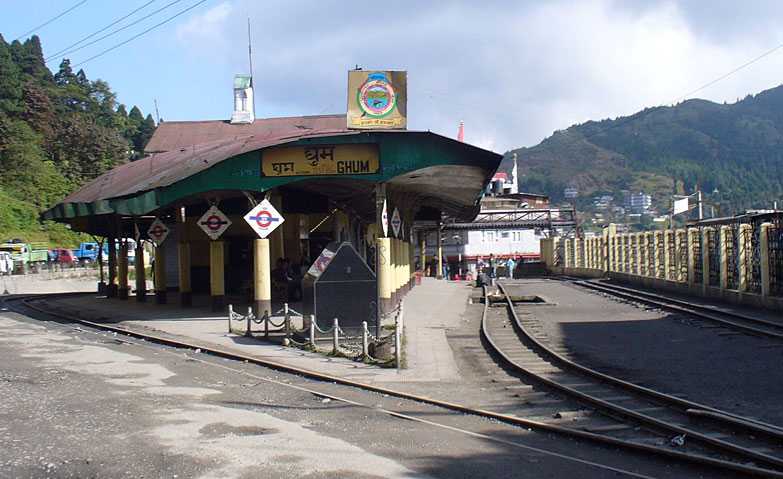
42 71 502 325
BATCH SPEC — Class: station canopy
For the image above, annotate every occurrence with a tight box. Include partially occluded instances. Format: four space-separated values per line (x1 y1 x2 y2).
43 114 502 236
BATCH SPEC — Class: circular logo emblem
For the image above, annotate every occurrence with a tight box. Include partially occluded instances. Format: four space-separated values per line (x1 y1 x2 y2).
250 210 277 228
149 225 166 239
358 74 396 118
201 215 227 231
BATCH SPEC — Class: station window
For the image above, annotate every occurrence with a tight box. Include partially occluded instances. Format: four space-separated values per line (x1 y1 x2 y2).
501 231 510 239
484 231 495 242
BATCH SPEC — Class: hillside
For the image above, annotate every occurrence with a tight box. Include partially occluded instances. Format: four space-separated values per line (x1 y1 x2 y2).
0 34 155 245
504 85 783 221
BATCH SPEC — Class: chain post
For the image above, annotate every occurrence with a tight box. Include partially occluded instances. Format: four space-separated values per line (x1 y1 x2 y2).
362 321 368 359
395 312 401 371
244 305 252 337
332 318 339 354
227 304 233 334
264 309 270 338
284 303 291 341
309 315 316 347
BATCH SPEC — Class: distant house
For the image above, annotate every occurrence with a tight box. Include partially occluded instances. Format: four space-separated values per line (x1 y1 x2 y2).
564 187 578 199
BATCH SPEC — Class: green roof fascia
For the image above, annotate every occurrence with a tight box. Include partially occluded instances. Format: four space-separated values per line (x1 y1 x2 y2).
44 132 500 222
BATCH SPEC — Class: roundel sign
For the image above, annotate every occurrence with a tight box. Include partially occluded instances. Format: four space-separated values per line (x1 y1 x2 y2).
198 205 232 240
147 218 169 246
243 199 285 239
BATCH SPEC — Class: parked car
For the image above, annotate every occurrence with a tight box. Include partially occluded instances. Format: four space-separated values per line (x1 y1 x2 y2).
51 248 76 266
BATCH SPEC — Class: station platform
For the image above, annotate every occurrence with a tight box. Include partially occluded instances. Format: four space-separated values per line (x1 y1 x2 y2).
43 277 470 387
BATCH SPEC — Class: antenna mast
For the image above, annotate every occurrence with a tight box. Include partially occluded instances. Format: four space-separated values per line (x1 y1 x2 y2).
247 18 256 118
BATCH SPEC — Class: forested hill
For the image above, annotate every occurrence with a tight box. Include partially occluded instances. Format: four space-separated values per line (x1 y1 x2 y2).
504 85 783 215
0 34 155 243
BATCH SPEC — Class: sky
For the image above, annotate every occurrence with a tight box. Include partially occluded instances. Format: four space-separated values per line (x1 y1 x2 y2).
3 0 783 153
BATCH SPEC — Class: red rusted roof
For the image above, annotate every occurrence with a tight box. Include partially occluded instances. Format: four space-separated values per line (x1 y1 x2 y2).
63 114 361 204
144 114 349 153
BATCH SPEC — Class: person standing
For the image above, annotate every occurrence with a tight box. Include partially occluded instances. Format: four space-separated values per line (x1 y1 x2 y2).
488 254 496 279
506 256 516 279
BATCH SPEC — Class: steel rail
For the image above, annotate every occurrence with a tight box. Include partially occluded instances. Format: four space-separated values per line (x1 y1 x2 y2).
4 292 782 477
572 279 783 340
486 281 783 475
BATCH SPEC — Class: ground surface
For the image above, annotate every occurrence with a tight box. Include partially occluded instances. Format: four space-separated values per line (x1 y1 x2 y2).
501 278 783 426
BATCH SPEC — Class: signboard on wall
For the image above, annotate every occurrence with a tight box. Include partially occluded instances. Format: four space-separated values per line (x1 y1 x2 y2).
262 144 379 177
347 70 407 130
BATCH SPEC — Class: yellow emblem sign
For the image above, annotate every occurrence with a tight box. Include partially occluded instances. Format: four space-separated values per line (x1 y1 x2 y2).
262 144 380 177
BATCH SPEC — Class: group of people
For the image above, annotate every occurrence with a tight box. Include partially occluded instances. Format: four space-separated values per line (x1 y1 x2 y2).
271 257 306 301
477 254 521 279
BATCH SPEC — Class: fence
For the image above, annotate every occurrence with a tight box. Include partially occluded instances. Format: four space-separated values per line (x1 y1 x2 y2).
227 302 403 366
543 220 783 305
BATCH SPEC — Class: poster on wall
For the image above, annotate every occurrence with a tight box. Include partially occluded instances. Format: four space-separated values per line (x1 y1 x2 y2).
347 70 407 130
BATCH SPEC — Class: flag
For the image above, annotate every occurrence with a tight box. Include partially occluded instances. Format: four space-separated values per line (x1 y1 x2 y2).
673 198 689 215
457 121 464 142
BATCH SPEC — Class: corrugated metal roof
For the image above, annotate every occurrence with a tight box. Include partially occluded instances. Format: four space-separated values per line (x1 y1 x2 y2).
64 115 362 204
144 114 351 153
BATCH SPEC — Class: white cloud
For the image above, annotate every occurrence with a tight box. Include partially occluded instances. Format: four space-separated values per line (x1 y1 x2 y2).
170 0 783 152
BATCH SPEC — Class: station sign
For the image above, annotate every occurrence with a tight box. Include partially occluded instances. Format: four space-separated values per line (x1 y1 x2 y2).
262 144 379 177
347 70 407 130
198 205 232 240
243 199 285 239
147 218 169 246
391 207 401 238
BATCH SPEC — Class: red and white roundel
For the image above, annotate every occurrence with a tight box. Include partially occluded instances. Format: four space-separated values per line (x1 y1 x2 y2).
197 205 232 240
243 199 285 239
147 218 169 246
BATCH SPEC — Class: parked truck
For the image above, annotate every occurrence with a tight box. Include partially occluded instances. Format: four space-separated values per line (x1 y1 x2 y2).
72 242 101 264
0 240 49 273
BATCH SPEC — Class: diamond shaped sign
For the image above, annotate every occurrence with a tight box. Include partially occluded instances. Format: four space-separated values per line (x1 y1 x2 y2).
147 218 169 246
244 199 285 239
391 207 401 238
198 205 232 240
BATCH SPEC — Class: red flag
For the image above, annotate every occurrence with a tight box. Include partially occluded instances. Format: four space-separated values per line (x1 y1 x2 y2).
457 120 464 142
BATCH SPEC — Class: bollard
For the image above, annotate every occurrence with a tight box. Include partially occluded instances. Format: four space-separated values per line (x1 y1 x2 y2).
245 306 252 337
361 321 368 359
395 314 402 371
332 318 339 354
284 303 290 341
264 309 270 338
228 304 234 334
309 315 316 348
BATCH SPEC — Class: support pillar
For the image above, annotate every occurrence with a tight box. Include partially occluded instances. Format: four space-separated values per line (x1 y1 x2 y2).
377 237 392 314
563 238 571 268
210 241 225 311
436 225 443 279
687 228 697 287
635 233 643 276
135 240 146 302
254 238 271 317
719 225 730 291
663 230 671 281
702 228 712 290
419 232 426 273
760 223 772 298
738 224 751 293
154 244 166 304
118 240 129 300
107 234 117 298
178 242 192 306
573 238 581 269
653 232 661 279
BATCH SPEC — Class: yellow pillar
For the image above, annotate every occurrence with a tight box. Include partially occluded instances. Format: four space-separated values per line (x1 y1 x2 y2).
738 224 751 293
210 241 225 311
673 230 681 282
154 244 166 304
254 238 271 317
652 232 661 279
719 226 730 291
663 230 671 281
687 228 697 286
178 242 191 306
573 238 581 269
436 229 443 279
107 235 118 297
702 228 712 290
760 223 772 298
377 237 392 313
634 233 643 276
563 238 571 268
419 233 426 273
118 240 129 300
135 241 146 302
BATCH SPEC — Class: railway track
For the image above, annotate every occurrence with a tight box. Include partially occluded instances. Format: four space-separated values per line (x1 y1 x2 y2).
4 292 782 477
571 279 783 340
481 280 783 477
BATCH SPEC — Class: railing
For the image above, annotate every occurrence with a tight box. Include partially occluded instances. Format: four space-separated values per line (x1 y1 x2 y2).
227 302 404 366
